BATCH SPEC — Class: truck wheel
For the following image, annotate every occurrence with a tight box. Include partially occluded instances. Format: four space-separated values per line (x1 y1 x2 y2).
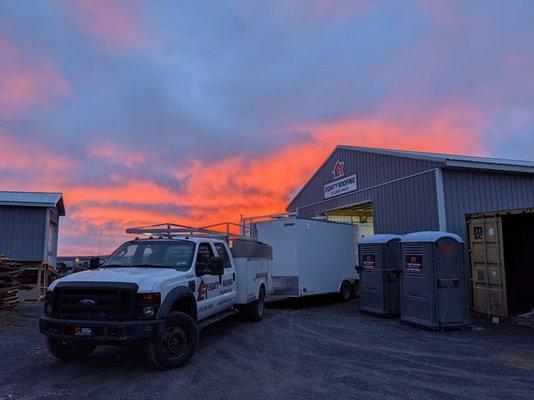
247 286 265 322
339 281 351 302
46 337 96 361
146 311 198 370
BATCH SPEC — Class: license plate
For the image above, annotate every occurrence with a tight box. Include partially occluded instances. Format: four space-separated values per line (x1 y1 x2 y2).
73 326 93 337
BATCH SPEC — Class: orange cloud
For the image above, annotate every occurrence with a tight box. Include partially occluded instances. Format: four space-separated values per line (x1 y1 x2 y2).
55 102 484 254
70 0 144 50
0 37 71 117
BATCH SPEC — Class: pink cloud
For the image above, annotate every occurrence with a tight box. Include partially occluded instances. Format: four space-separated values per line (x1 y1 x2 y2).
70 0 144 50
0 37 71 117
86 141 147 167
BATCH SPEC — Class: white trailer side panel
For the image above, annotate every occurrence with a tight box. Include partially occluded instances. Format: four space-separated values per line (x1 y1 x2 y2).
296 219 356 295
256 218 357 298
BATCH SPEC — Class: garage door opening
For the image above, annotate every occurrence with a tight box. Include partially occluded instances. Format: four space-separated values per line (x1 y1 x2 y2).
321 202 374 263
502 213 534 315
468 208 534 319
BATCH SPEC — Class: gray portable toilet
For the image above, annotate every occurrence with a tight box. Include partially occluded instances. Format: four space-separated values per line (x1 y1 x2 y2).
400 231 469 329
358 234 402 317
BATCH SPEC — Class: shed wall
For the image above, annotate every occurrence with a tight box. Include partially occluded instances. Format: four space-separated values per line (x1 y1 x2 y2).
295 170 440 234
0 206 47 262
289 148 442 210
443 169 534 240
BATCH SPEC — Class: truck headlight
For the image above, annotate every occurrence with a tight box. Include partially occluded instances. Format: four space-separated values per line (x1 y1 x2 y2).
137 293 160 319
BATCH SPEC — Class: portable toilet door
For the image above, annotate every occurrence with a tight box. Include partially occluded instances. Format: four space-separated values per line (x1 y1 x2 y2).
358 234 402 317
435 236 469 327
401 231 469 329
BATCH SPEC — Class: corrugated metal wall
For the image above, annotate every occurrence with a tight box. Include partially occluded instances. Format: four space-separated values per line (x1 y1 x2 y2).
443 169 534 239
289 147 442 210
294 170 441 234
0 206 47 262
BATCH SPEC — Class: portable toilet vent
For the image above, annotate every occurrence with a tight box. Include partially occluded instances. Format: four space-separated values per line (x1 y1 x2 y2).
400 231 469 329
358 234 402 317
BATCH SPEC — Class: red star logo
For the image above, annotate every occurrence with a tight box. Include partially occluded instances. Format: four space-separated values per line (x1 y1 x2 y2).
332 160 345 179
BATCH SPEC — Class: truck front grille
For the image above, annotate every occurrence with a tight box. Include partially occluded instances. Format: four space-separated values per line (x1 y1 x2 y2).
53 283 138 320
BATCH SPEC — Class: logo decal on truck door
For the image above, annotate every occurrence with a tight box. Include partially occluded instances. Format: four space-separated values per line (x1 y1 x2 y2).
197 279 208 301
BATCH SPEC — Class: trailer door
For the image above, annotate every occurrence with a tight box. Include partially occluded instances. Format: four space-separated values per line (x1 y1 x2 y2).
468 216 508 317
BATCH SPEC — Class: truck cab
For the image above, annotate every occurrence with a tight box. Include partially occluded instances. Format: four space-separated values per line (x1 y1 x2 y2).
40 233 270 369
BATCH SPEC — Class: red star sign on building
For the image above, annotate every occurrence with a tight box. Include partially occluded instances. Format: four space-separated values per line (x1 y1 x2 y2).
332 160 345 179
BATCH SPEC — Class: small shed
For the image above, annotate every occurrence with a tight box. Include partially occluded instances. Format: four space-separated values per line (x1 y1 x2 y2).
0 191 65 267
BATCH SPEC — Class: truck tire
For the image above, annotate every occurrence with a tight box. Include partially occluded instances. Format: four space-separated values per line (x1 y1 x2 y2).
146 311 199 370
46 337 96 361
339 281 351 302
246 286 265 322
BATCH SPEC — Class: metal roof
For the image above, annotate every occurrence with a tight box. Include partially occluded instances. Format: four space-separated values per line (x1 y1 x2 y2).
287 145 534 209
0 191 65 215
339 145 534 173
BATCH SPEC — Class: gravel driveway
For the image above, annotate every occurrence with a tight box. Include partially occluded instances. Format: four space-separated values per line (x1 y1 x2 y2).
1 297 533 400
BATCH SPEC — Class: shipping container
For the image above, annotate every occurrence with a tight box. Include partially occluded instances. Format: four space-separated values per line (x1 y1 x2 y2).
467 207 534 318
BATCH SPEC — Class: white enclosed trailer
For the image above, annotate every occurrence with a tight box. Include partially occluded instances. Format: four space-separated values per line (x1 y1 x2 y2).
254 217 358 300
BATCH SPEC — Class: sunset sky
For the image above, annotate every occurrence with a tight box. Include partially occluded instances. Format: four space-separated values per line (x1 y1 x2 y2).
1 1 533 255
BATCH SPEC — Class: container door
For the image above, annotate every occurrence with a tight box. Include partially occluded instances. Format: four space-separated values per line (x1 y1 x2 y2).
468 216 508 317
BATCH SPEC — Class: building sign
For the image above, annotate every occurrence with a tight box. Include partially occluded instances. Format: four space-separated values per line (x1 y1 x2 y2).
362 254 376 269
332 160 345 179
405 255 422 272
324 174 357 199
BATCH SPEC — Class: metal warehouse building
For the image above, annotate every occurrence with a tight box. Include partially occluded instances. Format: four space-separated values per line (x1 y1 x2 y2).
287 146 534 318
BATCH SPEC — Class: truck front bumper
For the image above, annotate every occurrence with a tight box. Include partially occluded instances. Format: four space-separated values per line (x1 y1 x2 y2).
39 316 164 344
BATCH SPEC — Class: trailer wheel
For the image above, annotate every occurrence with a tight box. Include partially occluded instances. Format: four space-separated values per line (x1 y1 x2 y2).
339 281 351 302
47 337 96 361
351 280 360 299
146 311 198 370
247 286 265 322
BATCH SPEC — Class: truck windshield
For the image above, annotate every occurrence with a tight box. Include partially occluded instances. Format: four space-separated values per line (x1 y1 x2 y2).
101 240 195 270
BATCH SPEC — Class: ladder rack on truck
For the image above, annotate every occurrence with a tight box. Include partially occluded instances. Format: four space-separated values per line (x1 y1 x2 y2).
125 222 255 244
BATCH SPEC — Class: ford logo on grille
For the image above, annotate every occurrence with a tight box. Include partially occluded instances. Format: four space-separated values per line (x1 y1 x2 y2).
79 299 96 306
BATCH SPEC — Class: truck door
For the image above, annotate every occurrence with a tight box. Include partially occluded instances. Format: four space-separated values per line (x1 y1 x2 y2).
214 242 237 310
195 242 221 320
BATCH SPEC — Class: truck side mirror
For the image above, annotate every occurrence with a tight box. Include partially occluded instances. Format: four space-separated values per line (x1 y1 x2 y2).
89 257 100 270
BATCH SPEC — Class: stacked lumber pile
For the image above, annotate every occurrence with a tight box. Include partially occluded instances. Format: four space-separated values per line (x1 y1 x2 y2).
0 254 21 310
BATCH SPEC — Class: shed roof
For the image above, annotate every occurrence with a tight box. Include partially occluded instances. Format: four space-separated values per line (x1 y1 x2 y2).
0 191 65 215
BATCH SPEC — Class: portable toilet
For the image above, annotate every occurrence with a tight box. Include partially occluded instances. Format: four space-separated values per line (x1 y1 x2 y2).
358 234 402 317
400 231 469 329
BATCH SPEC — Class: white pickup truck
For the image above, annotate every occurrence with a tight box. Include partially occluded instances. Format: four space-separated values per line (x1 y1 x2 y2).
40 234 271 370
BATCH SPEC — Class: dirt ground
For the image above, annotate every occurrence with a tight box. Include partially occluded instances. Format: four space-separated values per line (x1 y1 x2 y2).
1 298 533 400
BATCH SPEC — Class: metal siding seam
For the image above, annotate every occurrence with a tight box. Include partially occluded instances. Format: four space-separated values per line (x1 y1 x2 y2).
435 168 447 231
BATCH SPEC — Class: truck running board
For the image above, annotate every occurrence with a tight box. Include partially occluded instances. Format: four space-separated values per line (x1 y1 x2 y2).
198 309 238 331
